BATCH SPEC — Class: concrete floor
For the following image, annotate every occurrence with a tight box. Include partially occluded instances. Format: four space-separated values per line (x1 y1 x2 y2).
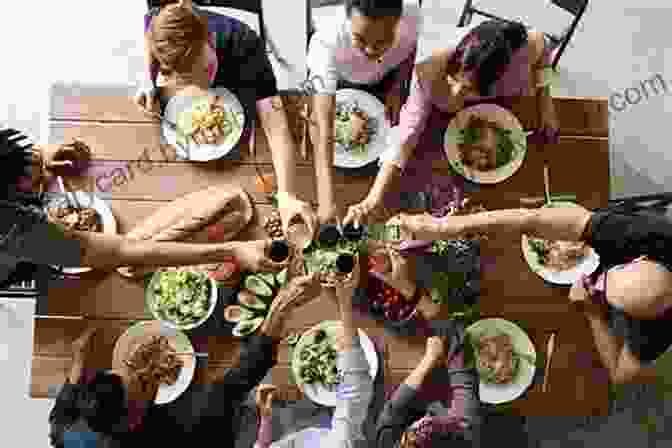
2 0 672 445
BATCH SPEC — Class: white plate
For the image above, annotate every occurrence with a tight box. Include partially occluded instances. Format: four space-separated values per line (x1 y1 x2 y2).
47 191 117 274
466 318 536 404
292 320 379 407
521 201 600 285
163 87 246 162
334 89 390 168
112 321 196 405
444 104 527 184
146 270 219 331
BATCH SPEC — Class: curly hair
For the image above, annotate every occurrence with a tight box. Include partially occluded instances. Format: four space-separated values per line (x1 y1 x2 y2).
147 3 209 78
448 19 528 97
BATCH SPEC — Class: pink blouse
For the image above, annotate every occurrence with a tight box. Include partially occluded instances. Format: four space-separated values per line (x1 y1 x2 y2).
385 35 551 170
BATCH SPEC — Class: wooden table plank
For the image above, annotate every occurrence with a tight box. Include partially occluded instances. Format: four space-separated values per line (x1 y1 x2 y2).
50 89 608 138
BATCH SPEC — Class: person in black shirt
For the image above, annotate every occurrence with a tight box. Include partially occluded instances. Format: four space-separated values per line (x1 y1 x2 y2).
393 204 672 385
49 274 323 447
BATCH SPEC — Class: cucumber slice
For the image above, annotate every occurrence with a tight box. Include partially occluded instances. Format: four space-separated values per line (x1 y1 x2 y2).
258 272 276 289
244 275 274 297
232 317 264 337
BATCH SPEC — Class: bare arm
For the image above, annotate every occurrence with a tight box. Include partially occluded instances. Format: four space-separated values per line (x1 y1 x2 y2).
257 97 301 195
439 205 593 242
311 94 337 208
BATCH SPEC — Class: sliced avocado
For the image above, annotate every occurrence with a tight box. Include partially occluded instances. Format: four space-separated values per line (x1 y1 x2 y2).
223 305 253 323
258 272 276 289
232 317 264 337
237 289 268 311
244 275 274 297
276 268 288 287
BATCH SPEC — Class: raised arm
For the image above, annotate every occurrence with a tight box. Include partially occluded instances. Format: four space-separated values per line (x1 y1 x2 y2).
396 204 593 242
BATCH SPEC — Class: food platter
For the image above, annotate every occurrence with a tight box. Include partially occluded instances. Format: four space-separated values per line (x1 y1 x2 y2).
334 89 390 168
466 318 536 404
291 320 378 407
521 201 600 285
112 320 196 405
146 268 219 331
46 191 117 275
444 104 527 184
163 87 245 161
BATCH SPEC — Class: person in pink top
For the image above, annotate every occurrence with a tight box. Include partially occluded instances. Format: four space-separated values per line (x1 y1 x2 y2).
343 20 559 229
308 0 421 226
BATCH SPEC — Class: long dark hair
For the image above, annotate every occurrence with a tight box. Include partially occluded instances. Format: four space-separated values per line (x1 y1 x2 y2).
345 0 404 18
79 371 128 434
448 20 528 96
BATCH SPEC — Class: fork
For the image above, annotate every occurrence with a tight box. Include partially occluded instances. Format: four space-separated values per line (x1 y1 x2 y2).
148 112 178 131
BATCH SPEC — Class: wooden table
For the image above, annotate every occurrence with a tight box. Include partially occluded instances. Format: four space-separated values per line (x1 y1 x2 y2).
32 83 610 416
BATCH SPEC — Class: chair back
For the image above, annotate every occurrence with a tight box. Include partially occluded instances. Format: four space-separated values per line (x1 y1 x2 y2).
457 0 589 68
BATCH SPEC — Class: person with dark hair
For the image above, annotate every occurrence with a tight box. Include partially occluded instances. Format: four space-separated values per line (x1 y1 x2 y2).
393 202 672 385
49 274 324 447
135 0 318 240
308 0 421 225
343 19 559 228
0 127 288 290
375 334 480 448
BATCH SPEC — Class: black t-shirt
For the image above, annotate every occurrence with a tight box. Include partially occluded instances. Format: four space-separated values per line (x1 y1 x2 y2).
148 7 279 120
584 210 672 362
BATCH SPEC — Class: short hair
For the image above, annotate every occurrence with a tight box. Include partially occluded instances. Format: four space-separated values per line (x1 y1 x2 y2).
78 371 127 435
148 4 209 77
449 20 528 96
345 0 403 19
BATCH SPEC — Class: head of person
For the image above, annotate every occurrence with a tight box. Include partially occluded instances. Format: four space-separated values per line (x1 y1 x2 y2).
147 1 209 83
444 19 527 107
604 257 672 319
345 0 404 62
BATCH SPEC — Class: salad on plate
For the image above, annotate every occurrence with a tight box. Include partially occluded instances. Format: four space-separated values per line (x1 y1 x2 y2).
148 269 213 328
176 96 243 148
334 100 378 157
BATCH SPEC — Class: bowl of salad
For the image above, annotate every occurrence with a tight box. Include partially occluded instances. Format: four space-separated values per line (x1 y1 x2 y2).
146 268 218 330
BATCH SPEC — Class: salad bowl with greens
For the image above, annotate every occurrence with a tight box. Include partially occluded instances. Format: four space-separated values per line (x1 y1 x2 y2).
147 268 218 331
291 320 378 407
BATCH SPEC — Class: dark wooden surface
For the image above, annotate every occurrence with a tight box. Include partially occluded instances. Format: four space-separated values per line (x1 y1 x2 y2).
32 85 610 416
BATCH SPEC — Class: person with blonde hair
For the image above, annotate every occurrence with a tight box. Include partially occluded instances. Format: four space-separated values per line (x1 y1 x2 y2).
136 0 319 240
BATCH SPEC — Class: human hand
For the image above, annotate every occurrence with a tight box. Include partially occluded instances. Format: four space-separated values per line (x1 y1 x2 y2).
255 384 277 417
376 247 416 299
385 90 402 126
133 85 160 116
343 195 384 229
72 327 100 359
424 335 449 364
318 202 341 227
232 240 288 273
569 278 604 317
266 273 323 322
276 191 318 237
325 256 361 306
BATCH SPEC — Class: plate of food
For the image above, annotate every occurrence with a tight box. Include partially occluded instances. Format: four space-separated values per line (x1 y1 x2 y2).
444 104 527 184
223 268 290 337
146 268 218 330
112 320 195 405
521 201 600 285
334 89 389 168
292 320 378 407
46 191 117 274
466 318 536 404
164 87 245 161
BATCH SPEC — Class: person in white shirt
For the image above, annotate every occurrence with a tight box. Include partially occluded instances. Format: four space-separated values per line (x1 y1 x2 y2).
254 263 375 448
307 0 421 226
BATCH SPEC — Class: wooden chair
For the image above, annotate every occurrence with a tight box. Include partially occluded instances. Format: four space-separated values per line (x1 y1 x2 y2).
456 0 589 68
